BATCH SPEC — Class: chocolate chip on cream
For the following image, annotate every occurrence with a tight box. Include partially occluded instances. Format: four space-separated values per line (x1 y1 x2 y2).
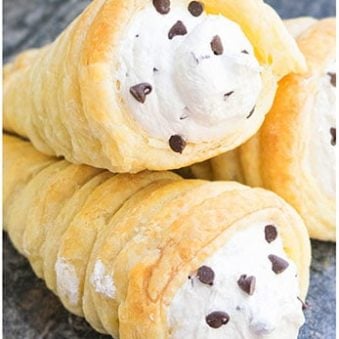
268 254 289 274
237 274 256 295
180 114 189 120
238 274 256 295
309 61 336 199
168 21 188 39
152 0 170 14
197 265 215 285
327 72 336 87
210 35 223 55
241 49 249 54
264 225 278 243
206 311 230 328
330 127 336 146
224 91 234 100
169 135 186 153
168 223 304 338
297 297 308 311
119 6 262 143
246 106 256 119
188 1 204 17
130 83 152 103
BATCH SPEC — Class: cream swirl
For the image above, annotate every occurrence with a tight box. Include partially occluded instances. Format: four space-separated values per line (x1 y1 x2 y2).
309 60 336 198
117 2 262 143
168 223 305 339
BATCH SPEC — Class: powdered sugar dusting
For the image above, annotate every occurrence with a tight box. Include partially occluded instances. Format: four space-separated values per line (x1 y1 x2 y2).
55 257 79 305
90 260 116 299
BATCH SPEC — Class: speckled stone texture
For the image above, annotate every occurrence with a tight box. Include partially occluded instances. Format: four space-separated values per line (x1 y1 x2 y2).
3 0 336 338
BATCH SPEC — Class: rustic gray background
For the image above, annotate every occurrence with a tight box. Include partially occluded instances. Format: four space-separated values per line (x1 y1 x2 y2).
3 0 336 338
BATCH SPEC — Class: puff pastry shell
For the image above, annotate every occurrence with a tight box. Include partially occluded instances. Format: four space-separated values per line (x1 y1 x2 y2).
3 0 306 173
4 134 311 337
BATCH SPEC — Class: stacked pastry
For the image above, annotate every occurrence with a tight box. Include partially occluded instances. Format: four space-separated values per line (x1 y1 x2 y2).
4 134 310 338
3 0 319 338
202 18 336 241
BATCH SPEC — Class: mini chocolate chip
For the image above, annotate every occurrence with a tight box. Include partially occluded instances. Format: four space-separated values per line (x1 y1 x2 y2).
264 225 278 243
330 127 336 146
206 311 230 328
135 34 139 38
268 254 289 274
169 135 186 153
191 52 200 64
327 72 336 87
246 106 255 119
129 83 152 103
168 21 187 39
197 266 215 285
153 67 159 72
241 50 249 54
237 274 256 295
190 53 211 64
188 1 204 16
211 35 223 55
224 91 234 99
152 0 170 14
180 107 190 120
297 297 309 311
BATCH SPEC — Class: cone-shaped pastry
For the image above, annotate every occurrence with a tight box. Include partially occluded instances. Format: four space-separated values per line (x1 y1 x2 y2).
4 134 311 338
4 0 306 173
208 18 336 241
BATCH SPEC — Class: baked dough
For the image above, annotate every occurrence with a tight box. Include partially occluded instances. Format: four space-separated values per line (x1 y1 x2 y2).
3 0 306 173
284 17 318 38
4 134 311 338
209 18 336 241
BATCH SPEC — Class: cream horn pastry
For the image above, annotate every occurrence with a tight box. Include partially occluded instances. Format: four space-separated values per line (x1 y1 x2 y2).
208 18 336 241
3 0 306 173
4 134 311 338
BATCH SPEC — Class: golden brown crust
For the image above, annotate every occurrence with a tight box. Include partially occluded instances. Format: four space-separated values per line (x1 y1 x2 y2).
42 171 114 293
296 18 336 74
251 18 336 241
185 160 214 180
210 148 245 183
209 18 336 241
3 0 306 173
4 135 311 337
3 135 55 232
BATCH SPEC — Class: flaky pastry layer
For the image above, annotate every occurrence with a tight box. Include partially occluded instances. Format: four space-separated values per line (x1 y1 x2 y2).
4 134 311 337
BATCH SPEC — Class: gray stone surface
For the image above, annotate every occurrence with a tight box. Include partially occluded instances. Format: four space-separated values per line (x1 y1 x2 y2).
3 0 336 338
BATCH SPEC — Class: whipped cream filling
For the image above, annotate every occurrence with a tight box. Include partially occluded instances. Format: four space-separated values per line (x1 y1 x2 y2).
117 1 262 144
168 223 305 339
309 61 336 198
